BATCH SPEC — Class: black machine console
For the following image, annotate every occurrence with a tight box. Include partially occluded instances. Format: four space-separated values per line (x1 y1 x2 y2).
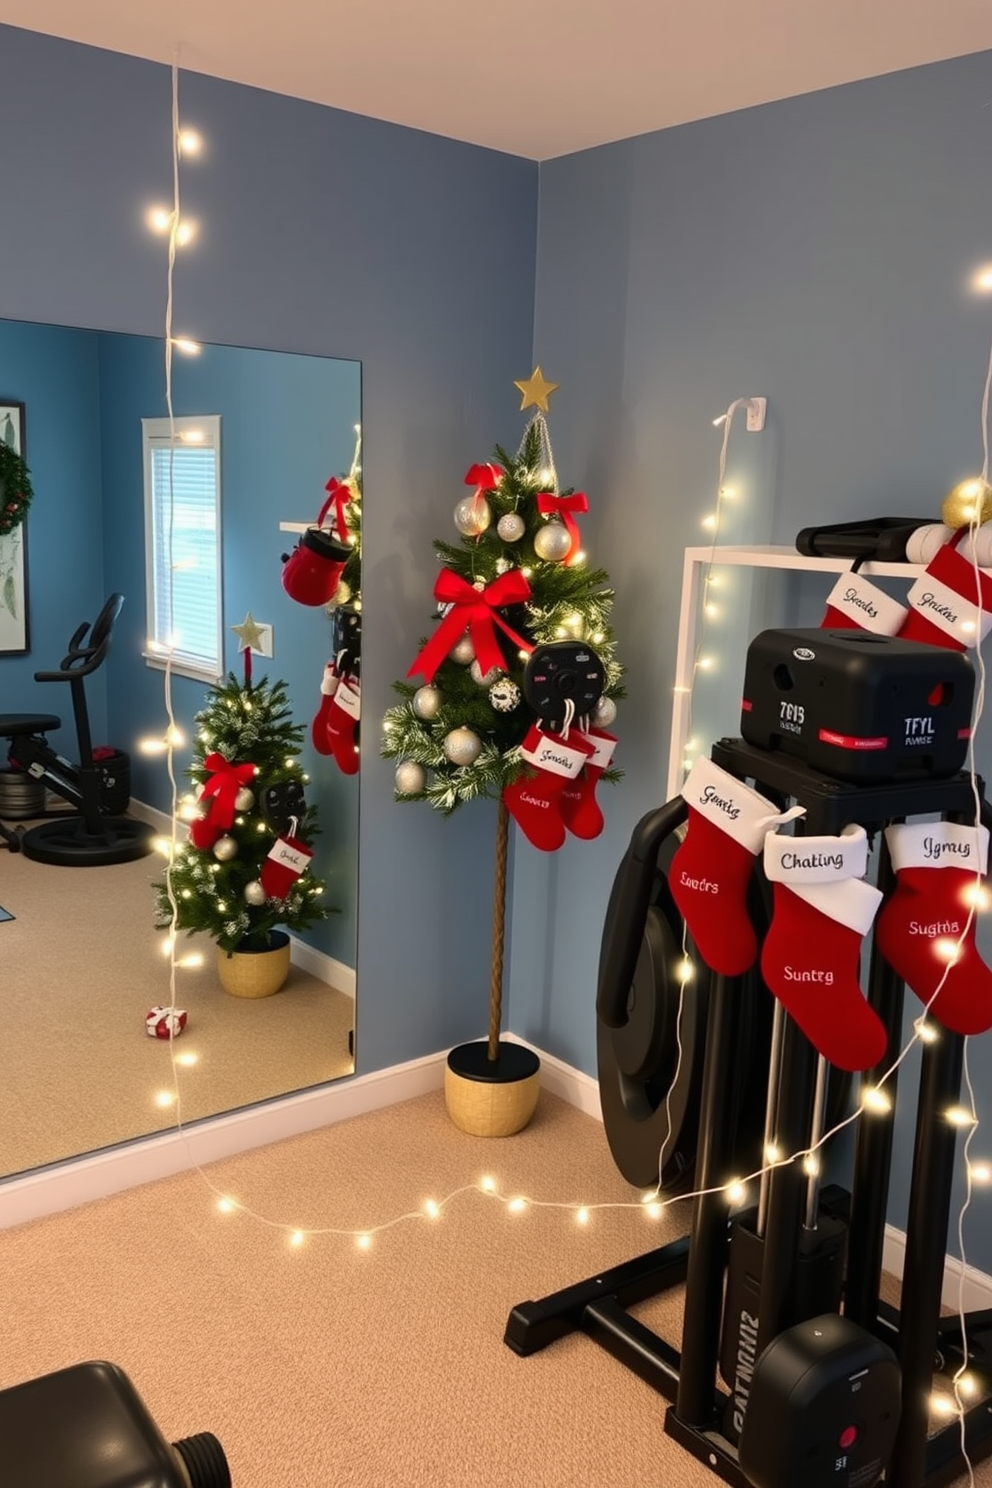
740 628 974 783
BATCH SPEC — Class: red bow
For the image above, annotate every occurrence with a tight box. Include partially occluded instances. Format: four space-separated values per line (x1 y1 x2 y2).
536 491 589 564
407 569 533 684
464 462 503 515
190 753 258 850
321 477 354 544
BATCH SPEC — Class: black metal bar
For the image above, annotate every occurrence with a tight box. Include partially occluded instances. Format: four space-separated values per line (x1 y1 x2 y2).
503 1235 690 1356
582 1297 682 1398
844 833 903 1334
754 1011 818 1353
924 1398 992 1485
888 1031 966 1488
663 1407 747 1488
675 973 745 1427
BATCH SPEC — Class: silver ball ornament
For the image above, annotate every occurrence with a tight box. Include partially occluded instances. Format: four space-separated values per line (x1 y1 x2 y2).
213 834 238 862
244 880 267 906
395 761 426 795
534 521 572 563
594 696 617 728
234 786 255 812
412 685 442 720
489 679 521 713
449 633 475 665
497 512 525 542
454 496 492 537
469 659 502 687
443 727 482 766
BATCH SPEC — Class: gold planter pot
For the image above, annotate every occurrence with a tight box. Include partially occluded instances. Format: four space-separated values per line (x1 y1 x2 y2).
216 931 291 999
444 1040 541 1137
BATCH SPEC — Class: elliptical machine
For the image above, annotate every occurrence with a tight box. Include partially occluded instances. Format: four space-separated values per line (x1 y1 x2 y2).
0 594 154 866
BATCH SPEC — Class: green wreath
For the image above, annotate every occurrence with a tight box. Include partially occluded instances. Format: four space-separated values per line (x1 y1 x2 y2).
0 440 32 537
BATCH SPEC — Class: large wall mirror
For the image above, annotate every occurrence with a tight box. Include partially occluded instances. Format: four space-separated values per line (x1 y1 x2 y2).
0 316 361 1178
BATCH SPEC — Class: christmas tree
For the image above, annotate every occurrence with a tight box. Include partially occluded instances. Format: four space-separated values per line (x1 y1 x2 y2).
156 666 330 955
382 369 624 843
310 429 363 773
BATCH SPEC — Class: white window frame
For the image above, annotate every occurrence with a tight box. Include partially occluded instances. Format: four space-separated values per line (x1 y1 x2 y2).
142 415 223 683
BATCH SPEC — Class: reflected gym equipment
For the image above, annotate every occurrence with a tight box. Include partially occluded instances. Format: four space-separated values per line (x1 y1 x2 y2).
0 594 154 865
506 736 992 1488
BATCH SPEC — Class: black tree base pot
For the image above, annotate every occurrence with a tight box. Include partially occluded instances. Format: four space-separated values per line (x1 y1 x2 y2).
444 1040 541 1137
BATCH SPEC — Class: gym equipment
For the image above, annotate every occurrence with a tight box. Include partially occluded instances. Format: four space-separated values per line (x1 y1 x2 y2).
0 595 155 866
506 735 992 1488
795 515 936 563
738 1313 901 1488
741 629 974 782
522 640 606 731
2 1359 230 1488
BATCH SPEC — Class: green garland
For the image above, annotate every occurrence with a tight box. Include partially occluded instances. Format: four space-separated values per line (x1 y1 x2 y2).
0 442 33 537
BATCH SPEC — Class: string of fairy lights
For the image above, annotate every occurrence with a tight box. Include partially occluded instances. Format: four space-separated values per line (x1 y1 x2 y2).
135 59 992 1462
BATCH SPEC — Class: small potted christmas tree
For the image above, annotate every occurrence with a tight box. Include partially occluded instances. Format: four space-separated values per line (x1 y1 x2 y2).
156 649 330 997
382 371 624 1133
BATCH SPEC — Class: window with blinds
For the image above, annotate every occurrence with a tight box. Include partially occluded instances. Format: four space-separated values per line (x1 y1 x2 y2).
142 415 223 681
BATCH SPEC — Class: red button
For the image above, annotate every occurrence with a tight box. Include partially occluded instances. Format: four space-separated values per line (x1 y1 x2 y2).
839 1425 858 1450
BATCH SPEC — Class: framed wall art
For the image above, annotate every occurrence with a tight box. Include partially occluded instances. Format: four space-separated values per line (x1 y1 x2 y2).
0 401 29 654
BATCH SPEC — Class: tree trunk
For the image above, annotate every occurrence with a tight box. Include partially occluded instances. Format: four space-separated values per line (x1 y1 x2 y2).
488 795 510 1062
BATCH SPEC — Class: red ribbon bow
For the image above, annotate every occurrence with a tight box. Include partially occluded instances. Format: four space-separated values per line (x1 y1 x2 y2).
407 569 533 684
536 491 589 564
321 477 353 544
190 753 258 849
464 462 503 515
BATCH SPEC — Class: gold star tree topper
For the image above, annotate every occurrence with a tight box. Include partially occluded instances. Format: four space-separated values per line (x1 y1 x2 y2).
514 366 560 413
232 612 269 653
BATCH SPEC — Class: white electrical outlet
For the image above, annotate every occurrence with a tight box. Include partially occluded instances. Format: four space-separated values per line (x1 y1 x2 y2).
746 397 767 432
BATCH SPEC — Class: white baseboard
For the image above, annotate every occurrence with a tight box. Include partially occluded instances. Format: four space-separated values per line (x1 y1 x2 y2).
883 1222 992 1312
128 798 356 996
503 1032 603 1120
0 1049 447 1230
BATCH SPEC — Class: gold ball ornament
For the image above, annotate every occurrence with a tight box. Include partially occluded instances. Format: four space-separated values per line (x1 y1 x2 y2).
395 761 426 795
244 880 267 906
234 786 255 812
450 633 475 665
443 727 482 766
594 696 617 728
213 834 238 862
534 520 572 563
469 659 502 687
454 496 492 537
412 685 442 720
497 512 526 542
942 478 992 530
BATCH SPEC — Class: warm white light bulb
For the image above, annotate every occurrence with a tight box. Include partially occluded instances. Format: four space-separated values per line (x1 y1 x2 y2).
508 1197 527 1214
176 1052 198 1067
176 952 203 969
930 1391 959 1418
957 1372 978 1399
697 656 714 671
178 128 202 156
217 1198 235 1214
645 1201 664 1219
174 218 197 247
147 205 172 234
725 1179 747 1206
576 1207 590 1225
704 603 720 619
914 1017 940 1044
701 514 718 532
802 1153 820 1178
289 1230 305 1248
969 1161 992 1183
139 737 167 755
765 1143 782 1164
172 337 201 355
153 835 172 857
972 264 992 294
946 1105 977 1128
479 1175 496 1192
155 1090 177 1108
961 882 991 911
179 429 205 445
862 1086 892 1114
356 1233 372 1250
424 1199 440 1219
676 957 694 983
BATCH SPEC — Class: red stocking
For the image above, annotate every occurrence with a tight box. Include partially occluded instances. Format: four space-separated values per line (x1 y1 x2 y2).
260 833 313 900
311 661 341 756
669 758 800 976
318 675 361 775
559 728 617 841
821 570 907 634
761 824 886 1072
898 532 992 651
875 821 992 1035
503 725 594 852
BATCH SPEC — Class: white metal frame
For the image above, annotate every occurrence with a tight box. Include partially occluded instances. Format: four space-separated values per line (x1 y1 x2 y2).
666 544 953 800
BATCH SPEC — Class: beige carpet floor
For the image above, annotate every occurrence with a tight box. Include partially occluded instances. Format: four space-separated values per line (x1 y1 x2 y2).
0 837 354 1176
1 1089 988 1487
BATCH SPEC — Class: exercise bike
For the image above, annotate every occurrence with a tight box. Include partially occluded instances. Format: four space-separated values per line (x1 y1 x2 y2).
0 594 155 866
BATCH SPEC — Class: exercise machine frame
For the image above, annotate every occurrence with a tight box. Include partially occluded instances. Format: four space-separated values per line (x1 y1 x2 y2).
504 737 992 1488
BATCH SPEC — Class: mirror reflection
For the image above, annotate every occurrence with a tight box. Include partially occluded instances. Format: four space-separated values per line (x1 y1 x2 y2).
0 318 361 1178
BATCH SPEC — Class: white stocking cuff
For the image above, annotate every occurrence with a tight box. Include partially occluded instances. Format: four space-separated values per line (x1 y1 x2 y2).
764 822 869 885
680 757 803 854
884 821 989 875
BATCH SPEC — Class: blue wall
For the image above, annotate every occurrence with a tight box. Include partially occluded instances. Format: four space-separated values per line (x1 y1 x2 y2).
518 50 992 1247
0 23 538 1071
